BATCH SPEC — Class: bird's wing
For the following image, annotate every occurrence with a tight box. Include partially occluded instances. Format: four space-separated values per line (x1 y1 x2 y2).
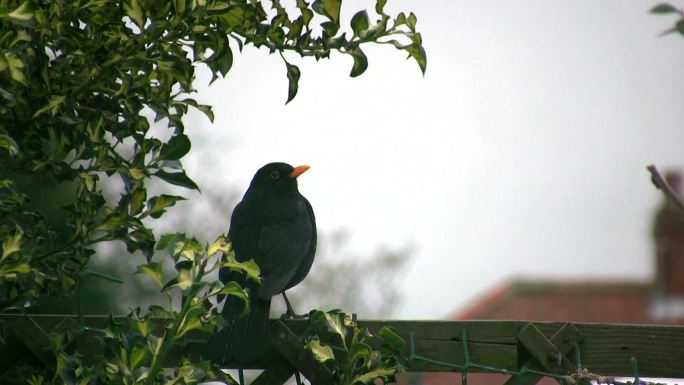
224 195 315 300
220 199 259 288
254 216 312 299
305 196 317 258
227 199 259 263
283 196 317 291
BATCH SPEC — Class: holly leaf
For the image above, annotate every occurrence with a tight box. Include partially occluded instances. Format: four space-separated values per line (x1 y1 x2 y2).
146 194 186 218
349 47 368 77
312 0 341 24
405 41 427 75
375 0 387 15
0 134 18 156
285 61 301 104
222 258 261 283
154 170 200 191
378 326 405 349
208 235 231 257
650 4 679 14
351 10 370 35
135 262 164 287
218 281 250 316
123 0 145 28
349 342 372 369
1 231 22 261
160 134 191 161
350 367 397 384
8 1 36 27
324 311 347 342
308 339 335 362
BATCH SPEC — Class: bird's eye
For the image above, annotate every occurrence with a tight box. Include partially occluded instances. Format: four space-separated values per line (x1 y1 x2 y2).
270 170 280 179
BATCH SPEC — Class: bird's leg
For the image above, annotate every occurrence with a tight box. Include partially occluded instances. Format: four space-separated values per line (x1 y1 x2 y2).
281 292 308 319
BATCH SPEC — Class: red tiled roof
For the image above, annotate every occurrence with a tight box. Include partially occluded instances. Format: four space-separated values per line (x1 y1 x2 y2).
415 189 684 385
451 278 657 323
415 277 682 385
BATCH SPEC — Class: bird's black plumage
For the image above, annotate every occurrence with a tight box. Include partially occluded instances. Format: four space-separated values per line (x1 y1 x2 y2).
212 162 316 364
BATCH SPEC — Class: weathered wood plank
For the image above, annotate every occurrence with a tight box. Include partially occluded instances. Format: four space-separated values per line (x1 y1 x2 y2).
357 320 519 344
270 319 519 344
1 315 683 378
269 321 335 385
251 357 295 385
516 323 576 373
531 322 684 378
503 323 582 385
406 340 517 372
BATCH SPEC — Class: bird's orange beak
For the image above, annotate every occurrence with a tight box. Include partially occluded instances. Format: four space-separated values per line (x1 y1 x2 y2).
289 165 310 178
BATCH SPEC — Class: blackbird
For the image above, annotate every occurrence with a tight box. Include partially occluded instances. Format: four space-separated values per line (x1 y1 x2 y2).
211 162 317 364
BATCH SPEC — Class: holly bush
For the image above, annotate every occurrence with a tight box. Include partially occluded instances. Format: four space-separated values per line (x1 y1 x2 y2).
0 0 425 312
0 0 425 383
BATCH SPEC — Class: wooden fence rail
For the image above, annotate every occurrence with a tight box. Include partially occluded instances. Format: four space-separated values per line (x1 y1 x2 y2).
1 314 683 384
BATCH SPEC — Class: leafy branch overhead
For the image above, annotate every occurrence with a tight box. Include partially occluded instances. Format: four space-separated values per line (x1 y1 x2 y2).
651 3 684 35
0 0 425 311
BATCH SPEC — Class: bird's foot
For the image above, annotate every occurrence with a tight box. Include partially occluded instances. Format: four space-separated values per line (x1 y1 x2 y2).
280 310 309 320
281 291 309 319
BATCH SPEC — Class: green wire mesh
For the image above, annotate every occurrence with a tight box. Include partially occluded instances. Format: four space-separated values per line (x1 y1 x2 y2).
407 328 672 385
67 272 678 385
75 268 123 335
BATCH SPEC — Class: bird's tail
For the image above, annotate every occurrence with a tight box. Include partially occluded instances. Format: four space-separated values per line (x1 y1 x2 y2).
208 294 271 365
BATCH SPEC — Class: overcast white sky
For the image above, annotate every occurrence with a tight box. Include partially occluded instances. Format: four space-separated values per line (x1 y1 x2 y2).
178 1 684 319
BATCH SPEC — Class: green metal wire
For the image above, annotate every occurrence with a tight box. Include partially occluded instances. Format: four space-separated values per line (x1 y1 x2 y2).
461 328 469 385
75 268 123 334
630 356 640 385
65 275 670 385
409 331 519 376
408 328 669 385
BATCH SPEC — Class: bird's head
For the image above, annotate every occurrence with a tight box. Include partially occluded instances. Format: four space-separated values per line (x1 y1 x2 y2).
248 162 310 195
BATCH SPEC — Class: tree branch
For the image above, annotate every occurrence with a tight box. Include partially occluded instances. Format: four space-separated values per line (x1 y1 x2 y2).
647 164 684 211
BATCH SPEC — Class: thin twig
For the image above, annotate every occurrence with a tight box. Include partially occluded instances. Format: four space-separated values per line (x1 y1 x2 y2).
647 164 684 211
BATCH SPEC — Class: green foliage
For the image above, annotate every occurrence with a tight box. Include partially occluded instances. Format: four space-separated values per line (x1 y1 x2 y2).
305 310 407 385
0 0 426 312
0 0 424 382
16 234 249 385
651 3 684 35
5 236 410 384
651 3 681 14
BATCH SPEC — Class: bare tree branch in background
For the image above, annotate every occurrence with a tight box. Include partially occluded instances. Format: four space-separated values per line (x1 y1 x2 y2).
647 164 684 211
45 185 412 317
153 187 413 318
279 230 412 318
